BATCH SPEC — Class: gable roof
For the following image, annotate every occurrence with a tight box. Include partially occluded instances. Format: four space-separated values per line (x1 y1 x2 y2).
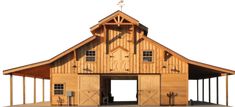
90 10 148 34
4 35 235 76
3 11 235 77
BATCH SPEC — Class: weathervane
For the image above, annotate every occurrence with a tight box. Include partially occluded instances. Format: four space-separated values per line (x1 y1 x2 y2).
117 0 125 11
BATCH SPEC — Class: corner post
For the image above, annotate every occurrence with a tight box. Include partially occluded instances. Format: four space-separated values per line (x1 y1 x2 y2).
202 79 204 102
209 78 211 103
197 79 199 101
34 77 36 104
226 74 228 106
10 74 13 106
216 76 219 104
23 76 26 104
42 78 45 103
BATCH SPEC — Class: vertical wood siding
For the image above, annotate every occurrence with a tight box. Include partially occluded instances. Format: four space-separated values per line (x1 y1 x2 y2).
50 25 189 106
51 26 188 74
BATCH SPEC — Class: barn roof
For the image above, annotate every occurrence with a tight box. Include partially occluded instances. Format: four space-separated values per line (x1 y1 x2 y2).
3 36 97 79
142 36 235 79
3 11 235 79
90 10 148 34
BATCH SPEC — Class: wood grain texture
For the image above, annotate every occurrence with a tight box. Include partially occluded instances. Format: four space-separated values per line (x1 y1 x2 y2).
160 74 188 105
138 75 160 106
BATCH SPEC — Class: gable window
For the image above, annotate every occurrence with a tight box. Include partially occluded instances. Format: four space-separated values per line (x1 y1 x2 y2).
86 51 95 61
54 84 64 95
143 51 153 62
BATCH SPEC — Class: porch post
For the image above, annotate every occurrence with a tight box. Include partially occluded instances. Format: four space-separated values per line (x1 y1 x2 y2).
10 74 13 106
216 76 219 104
209 78 211 103
197 79 199 101
23 76 26 104
42 78 45 102
226 74 228 106
34 77 36 104
202 79 204 102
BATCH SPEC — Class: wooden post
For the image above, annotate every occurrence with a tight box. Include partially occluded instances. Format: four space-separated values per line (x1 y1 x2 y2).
216 76 219 104
197 79 199 101
23 76 25 104
34 77 36 104
209 78 211 103
104 25 109 54
132 25 136 54
226 74 228 106
42 78 45 102
10 74 13 106
202 79 204 102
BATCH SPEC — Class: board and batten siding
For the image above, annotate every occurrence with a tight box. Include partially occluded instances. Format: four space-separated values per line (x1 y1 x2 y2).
50 25 189 106
51 26 188 74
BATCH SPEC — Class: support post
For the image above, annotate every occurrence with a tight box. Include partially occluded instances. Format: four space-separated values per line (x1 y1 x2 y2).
202 79 204 102
42 78 45 102
34 77 36 104
209 78 211 103
23 76 25 104
104 25 109 54
197 79 199 101
10 74 13 106
216 76 219 104
226 74 228 106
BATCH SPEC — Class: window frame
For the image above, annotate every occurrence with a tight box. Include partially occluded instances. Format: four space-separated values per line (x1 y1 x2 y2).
86 50 96 62
54 83 65 95
143 50 153 63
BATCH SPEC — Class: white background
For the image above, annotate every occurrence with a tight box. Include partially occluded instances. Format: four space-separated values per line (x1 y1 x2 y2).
0 0 235 106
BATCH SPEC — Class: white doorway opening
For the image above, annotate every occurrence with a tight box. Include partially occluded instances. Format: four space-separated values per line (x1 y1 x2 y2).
111 80 137 101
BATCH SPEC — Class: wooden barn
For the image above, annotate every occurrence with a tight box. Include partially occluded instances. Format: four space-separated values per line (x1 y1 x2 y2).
3 11 235 106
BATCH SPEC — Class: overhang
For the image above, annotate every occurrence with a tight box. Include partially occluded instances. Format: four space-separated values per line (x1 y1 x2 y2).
3 36 97 79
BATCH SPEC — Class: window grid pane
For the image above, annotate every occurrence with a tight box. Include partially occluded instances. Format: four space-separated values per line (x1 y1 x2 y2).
54 84 64 95
86 51 95 61
143 51 153 62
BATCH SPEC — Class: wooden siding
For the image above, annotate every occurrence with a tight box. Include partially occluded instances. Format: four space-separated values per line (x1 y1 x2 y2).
50 15 189 106
138 75 160 106
50 74 78 106
78 75 100 106
161 74 188 105
51 26 188 75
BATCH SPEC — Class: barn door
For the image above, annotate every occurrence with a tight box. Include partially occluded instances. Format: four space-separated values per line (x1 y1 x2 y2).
138 75 160 106
78 75 100 106
110 47 129 72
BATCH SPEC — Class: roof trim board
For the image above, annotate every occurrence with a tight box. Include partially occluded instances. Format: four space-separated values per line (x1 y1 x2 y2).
3 36 96 75
142 36 235 75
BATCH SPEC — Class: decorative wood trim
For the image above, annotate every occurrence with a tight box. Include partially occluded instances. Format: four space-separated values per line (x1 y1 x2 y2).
104 25 109 54
110 46 129 53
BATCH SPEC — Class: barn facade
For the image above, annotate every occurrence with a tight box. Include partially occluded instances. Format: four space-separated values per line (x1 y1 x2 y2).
3 11 235 106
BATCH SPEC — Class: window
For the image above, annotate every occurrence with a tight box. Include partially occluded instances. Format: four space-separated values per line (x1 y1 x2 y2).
86 51 95 61
54 84 64 95
143 51 152 62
